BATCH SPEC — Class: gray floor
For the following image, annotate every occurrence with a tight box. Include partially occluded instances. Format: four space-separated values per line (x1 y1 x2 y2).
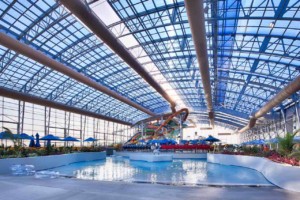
0 176 299 200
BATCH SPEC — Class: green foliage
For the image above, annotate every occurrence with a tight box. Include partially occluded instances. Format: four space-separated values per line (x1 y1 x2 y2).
289 150 300 160
113 143 123 151
2 127 21 147
242 146 261 154
2 127 24 157
278 129 299 156
0 144 104 159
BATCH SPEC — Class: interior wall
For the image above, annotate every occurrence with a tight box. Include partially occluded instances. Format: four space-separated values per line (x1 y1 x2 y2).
183 125 238 144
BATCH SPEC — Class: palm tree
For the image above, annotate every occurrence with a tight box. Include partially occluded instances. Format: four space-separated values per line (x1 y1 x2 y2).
3 127 20 147
278 129 299 156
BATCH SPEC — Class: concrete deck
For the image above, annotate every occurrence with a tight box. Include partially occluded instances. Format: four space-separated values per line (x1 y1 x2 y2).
0 176 299 200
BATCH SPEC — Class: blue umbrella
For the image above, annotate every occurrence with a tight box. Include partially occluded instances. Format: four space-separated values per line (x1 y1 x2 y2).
0 131 9 140
40 134 61 141
63 136 79 147
199 140 206 144
29 135 35 147
15 133 34 140
179 140 188 145
253 139 266 145
35 133 41 147
170 140 177 145
13 133 34 147
166 139 177 145
148 140 157 144
146 139 152 144
40 134 62 147
160 139 169 144
83 137 97 142
0 131 11 139
205 135 220 143
190 139 199 145
267 138 279 144
62 136 79 142
0 131 12 147
246 140 255 145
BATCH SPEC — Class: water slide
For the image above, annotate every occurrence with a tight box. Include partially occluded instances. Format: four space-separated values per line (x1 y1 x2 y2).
155 108 189 134
125 132 141 144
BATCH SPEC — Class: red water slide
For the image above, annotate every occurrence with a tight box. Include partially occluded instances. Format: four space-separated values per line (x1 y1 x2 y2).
155 108 189 134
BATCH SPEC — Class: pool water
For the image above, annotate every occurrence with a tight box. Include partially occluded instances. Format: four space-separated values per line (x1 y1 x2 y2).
52 157 272 186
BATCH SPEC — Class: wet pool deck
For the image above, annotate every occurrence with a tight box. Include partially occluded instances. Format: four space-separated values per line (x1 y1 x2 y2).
0 176 299 200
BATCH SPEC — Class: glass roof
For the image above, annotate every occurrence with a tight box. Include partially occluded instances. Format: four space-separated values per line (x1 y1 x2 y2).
0 0 299 126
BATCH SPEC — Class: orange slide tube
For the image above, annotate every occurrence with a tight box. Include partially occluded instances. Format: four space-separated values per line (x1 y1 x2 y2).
155 108 189 134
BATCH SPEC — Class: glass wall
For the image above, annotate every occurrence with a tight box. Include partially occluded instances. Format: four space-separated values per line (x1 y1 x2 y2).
240 102 300 143
0 96 135 147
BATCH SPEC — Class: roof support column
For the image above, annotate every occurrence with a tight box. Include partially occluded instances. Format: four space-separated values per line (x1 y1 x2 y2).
60 0 176 113
0 31 155 116
239 76 300 133
184 0 214 125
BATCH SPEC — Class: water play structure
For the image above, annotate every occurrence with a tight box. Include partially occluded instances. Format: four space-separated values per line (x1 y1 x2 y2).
125 108 189 145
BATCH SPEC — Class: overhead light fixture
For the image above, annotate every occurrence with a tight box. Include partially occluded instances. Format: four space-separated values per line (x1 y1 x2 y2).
269 21 275 28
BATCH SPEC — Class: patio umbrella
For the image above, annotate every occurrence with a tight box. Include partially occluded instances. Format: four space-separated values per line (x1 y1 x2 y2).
190 139 199 145
160 139 169 144
150 139 160 144
0 131 13 146
205 135 220 143
0 131 11 139
83 137 97 142
35 133 41 147
166 139 177 145
63 136 79 142
252 139 266 145
170 140 177 145
267 138 279 144
246 140 255 145
14 133 34 147
62 136 80 147
146 140 153 145
29 135 35 147
83 137 97 147
40 134 62 147
179 140 188 145
16 133 34 140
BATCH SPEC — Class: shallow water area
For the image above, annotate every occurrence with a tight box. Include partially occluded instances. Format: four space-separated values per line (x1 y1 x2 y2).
52 156 272 186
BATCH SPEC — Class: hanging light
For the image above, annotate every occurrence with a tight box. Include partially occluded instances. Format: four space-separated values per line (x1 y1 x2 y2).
269 21 275 28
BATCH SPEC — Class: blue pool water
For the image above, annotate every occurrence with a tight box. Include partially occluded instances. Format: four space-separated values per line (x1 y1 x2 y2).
52 157 272 186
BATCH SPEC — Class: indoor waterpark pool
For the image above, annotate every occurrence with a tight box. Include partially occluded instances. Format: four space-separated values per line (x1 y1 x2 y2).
52 157 272 186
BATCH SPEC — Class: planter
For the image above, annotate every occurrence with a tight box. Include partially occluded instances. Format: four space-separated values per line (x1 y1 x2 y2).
0 152 106 174
207 153 300 192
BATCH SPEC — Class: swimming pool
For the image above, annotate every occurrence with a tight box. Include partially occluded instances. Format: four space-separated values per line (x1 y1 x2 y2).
52 156 272 186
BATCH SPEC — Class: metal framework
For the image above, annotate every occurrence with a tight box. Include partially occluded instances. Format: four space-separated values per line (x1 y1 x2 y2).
0 95 134 146
0 0 299 129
